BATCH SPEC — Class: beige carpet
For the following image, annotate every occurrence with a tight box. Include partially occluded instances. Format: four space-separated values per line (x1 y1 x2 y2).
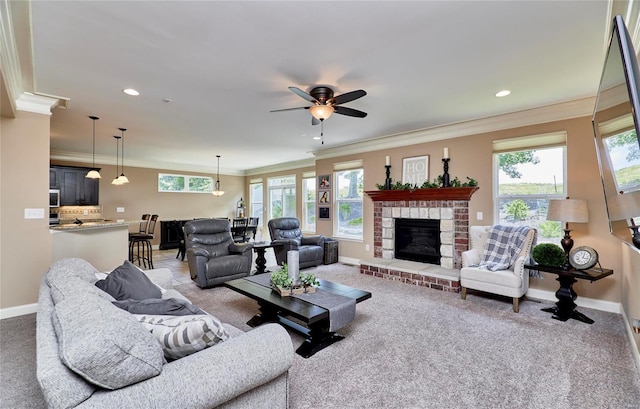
176 262 640 409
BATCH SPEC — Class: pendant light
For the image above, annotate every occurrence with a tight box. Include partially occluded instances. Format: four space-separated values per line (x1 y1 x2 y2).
117 128 129 184
111 135 122 185
212 155 225 196
85 116 101 178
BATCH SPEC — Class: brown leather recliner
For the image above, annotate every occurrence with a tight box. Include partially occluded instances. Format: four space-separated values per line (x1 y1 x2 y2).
184 218 254 288
268 217 325 269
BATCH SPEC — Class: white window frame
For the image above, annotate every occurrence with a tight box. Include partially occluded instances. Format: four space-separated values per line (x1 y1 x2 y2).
267 175 296 220
302 173 316 233
333 163 364 240
158 173 213 193
249 179 263 221
493 133 567 243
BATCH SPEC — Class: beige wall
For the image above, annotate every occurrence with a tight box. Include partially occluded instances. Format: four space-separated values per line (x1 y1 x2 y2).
1 111 52 309
52 160 247 247
622 245 640 351
309 115 624 303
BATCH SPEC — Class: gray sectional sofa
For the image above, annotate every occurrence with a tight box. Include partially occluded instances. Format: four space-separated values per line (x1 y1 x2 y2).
37 258 294 408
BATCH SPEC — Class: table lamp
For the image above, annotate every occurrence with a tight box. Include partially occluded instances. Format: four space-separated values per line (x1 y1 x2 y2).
546 197 589 268
607 191 640 249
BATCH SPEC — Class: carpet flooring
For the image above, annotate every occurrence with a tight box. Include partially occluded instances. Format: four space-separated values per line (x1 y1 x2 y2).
176 262 640 409
2 260 639 408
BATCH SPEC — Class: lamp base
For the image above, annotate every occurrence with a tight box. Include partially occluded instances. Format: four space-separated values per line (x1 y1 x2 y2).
560 229 574 269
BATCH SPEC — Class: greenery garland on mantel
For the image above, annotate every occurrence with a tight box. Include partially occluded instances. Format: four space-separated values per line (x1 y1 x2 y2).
375 176 478 191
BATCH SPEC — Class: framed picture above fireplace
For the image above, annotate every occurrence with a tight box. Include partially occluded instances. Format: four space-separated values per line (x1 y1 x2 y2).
402 155 429 186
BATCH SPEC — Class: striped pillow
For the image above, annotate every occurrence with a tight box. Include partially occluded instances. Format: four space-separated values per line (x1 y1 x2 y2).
135 314 229 360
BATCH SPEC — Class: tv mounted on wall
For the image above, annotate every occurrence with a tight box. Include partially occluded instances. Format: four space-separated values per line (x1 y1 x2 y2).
592 14 640 251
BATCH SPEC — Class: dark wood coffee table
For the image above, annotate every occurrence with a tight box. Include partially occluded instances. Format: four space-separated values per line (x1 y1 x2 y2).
224 277 371 357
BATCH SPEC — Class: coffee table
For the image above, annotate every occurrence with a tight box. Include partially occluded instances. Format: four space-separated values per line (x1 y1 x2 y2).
224 277 371 357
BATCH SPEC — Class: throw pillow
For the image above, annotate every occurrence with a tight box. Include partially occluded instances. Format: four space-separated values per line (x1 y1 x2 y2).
113 298 207 316
53 296 164 390
135 314 230 360
95 260 162 300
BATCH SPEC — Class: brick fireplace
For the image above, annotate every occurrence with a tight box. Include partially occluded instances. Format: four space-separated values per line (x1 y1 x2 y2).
361 187 479 292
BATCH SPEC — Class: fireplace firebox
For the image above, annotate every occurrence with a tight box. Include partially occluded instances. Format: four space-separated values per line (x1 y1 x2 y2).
394 218 441 264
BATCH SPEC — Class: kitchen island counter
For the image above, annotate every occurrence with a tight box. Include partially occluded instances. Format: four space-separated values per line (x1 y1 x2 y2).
50 219 139 231
50 221 137 271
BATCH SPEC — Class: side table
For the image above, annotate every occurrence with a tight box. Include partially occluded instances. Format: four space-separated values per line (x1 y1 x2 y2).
252 241 276 274
525 264 613 324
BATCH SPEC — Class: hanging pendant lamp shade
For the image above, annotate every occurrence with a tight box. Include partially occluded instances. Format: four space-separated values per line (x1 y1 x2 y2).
212 155 225 196
117 128 129 184
86 116 102 179
111 136 122 185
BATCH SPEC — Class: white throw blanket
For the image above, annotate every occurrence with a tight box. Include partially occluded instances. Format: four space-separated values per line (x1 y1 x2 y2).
479 225 537 276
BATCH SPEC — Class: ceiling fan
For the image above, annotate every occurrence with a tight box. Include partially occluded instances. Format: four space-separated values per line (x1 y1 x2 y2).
271 86 368 125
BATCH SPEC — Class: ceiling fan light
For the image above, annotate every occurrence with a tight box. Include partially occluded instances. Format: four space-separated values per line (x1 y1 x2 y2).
309 105 334 120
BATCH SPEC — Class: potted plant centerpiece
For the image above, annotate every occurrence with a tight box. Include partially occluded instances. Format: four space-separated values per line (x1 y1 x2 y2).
270 265 319 296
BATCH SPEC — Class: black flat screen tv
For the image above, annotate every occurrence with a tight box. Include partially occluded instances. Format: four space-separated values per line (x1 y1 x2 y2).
592 15 640 251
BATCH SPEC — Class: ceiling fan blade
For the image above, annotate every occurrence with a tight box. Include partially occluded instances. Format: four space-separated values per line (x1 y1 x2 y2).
334 106 368 118
270 106 310 113
312 117 320 126
289 86 318 103
331 89 366 105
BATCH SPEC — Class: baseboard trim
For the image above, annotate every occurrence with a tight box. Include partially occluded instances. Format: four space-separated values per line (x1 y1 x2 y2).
621 308 640 375
0 303 37 319
338 256 360 266
525 288 622 314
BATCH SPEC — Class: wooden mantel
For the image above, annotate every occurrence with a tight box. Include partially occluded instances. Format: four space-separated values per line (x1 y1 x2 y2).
365 186 479 201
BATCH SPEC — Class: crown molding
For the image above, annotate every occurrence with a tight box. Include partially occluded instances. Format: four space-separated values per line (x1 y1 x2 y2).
16 92 68 115
311 96 596 161
244 158 316 176
50 150 245 176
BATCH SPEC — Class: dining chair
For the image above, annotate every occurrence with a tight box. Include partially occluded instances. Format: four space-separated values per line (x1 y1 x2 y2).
231 218 248 243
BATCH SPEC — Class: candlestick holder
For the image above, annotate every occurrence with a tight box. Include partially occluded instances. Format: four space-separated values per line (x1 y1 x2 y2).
384 165 392 190
441 158 451 187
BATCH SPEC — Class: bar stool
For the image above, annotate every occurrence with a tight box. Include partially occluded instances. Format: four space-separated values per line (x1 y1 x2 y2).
129 214 158 269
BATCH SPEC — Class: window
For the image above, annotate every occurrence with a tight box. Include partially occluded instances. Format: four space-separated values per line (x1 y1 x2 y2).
158 173 213 193
334 168 364 239
249 180 263 220
494 145 565 244
302 175 316 232
268 175 296 220
601 128 640 193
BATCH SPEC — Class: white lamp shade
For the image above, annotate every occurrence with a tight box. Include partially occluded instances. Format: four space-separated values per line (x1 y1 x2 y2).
211 190 225 196
608 191 640 221
86 170 101 179
118 174 129 184
309 105 334 120
111 176 122 185
546 198 589 223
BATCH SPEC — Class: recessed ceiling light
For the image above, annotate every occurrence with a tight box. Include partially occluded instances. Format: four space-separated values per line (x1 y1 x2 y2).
312 136 321 140
122 88 140 96
495 90 511 97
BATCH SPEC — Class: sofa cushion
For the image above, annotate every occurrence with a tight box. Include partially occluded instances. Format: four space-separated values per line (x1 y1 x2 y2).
113 298 207 316
135 314 230 360
46 258 100 286
48 268 115 305
95 260 162 300
53 295 164 390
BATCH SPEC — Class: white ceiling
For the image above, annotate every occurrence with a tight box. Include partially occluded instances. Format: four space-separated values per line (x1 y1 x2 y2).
29 1 617 175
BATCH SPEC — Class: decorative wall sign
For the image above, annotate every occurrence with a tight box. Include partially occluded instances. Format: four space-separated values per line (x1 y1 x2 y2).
318 206 331 220
318 191 330 204
402 155 429 186
318 174 331 189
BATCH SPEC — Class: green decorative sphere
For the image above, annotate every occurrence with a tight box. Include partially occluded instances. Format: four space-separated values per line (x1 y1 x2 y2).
532 243 566 267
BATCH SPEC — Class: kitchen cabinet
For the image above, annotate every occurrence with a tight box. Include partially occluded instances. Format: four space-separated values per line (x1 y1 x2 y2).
50 166 100 206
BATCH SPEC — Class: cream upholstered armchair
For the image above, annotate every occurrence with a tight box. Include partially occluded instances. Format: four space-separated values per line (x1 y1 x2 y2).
460 225 537 313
